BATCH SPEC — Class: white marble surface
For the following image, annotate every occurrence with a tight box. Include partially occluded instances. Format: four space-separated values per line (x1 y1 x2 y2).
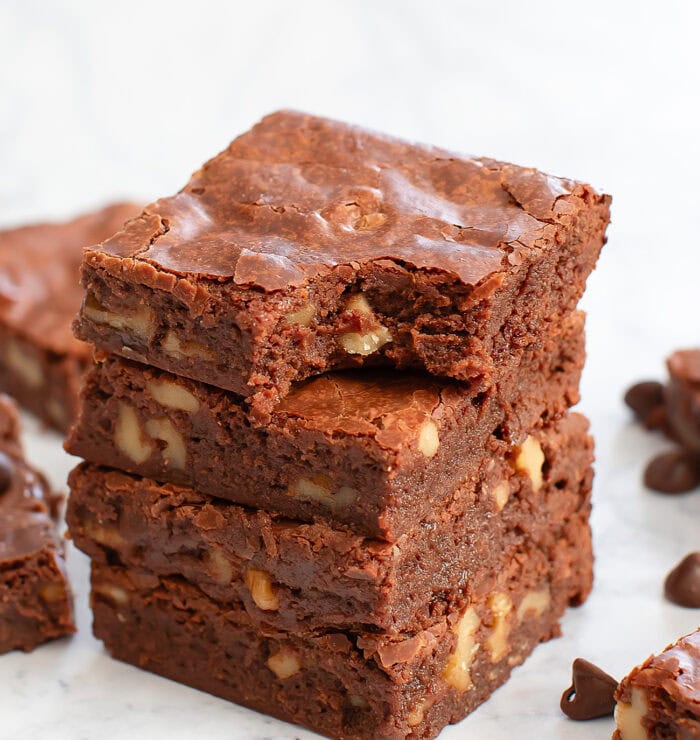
1 1 699 738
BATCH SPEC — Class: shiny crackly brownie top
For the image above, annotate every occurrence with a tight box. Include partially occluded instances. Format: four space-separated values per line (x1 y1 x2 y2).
0 394 57 562
0 202 138 354
86 111 606 292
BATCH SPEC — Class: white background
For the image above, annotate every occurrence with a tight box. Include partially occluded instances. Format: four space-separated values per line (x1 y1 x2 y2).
1 1 699 738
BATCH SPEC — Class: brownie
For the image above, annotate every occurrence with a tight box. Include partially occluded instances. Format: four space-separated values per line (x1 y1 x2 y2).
66 312 584 540
73 111 610 418
614 628 699 739
0 394 74 653
0 202 138 431
67 412 592 634
665 349 700 451
89 500 592 740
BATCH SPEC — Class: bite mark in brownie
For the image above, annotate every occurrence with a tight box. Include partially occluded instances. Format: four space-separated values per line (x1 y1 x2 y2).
67 313 584 540
67 412 593 634
0 203 138 431
88 506 592 740
614 629 699 739
0 395 74 653
74 111 610 416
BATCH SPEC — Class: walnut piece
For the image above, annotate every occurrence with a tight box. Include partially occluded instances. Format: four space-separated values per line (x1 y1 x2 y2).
349 695 369 709
442 607 480 691
39 582 67 603
339 294 392 355
147 379 200 413
492 481 510 512
614 687 648 740
84 523 127 550
288 476 357 508
93 583 129 606
486 592 513 663
284 303 316 327
339 327 393 356
115 403 153 464
516 588 550 620
84 294 154 342
512 435 545 491
245 568 279 611
145 417 186 470
417 419 439 458
5 341 44 388
161 331 213 360
407 698 430 728
267 647 301 679
205 547 233 585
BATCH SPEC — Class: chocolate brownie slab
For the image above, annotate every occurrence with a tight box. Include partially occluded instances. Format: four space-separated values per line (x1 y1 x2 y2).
614 628 699 739
68 412 592 634
89 511 592 740
74 111 610 417
0 395 74 653
0 202 138 430
67 312 584 540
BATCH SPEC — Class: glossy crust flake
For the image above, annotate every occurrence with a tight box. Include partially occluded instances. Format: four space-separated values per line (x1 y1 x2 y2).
0 203 138 430
75 111 610 413
0 395 74 653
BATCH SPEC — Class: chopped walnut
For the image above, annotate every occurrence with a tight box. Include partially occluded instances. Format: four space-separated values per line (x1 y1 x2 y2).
145 417 186 470
161 331 213 360
288 476 357 508
84 523 127 550
284 303 316 327
115 403 153 464
417 419 439 458
492 481 510 512
486 592 513 663
442 607 480 691
5 341 44 388
205 547 233 585
84 294 154 342
339 294 392 355
93 583 129 606
614 687 648 740
267 646 301 679
354 212 387 230
147 379 200 413
39 583 67 603
512 435 545 491
516 589 550 620
245 568 279 611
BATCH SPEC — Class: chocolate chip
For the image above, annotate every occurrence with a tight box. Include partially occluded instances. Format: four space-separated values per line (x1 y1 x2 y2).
560 658 617 721
643 450 700 493
664 552 700 607
0 451 14 493
625 381 665 426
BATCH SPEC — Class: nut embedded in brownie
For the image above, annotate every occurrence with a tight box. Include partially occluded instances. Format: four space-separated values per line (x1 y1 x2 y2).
614 629 700 739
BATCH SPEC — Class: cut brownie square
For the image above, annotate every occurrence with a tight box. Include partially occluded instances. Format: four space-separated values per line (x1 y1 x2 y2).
67 412 593 634
74 110 610 417
88 500 592 740
0 394 74 653
66 312 584 540
0 202 138 431
614 628 699 738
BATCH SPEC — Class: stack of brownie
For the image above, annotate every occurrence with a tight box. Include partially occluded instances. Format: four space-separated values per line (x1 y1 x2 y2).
65 111 610 738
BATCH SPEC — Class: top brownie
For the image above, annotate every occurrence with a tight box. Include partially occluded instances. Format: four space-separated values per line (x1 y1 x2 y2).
75 111 611 414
